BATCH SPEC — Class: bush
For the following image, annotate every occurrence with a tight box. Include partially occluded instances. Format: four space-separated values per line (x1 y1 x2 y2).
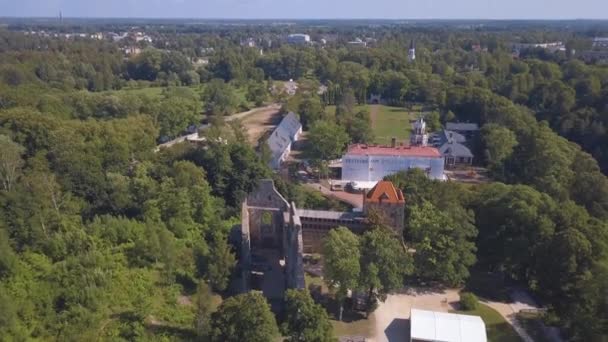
460 292 479 311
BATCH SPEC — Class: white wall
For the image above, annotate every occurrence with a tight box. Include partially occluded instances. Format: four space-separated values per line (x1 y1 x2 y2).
342 154 445 181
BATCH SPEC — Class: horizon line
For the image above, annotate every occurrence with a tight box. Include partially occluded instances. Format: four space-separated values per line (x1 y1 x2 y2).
2 16 608 21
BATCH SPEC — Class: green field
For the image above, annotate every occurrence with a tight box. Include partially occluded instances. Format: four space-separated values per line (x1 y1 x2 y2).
453 304 523 342
325 104 414 145
371 105 414 145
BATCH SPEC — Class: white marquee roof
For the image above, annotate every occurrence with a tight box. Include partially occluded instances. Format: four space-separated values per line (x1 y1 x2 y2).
410 309 487 342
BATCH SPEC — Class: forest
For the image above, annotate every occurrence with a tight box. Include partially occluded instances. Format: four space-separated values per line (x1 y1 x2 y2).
0 21 607 341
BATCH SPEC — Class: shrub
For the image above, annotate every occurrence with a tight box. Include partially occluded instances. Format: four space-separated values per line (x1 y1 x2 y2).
460 292 479 311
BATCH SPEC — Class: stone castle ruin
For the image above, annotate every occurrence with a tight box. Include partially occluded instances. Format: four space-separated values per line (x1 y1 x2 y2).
240 179 405 299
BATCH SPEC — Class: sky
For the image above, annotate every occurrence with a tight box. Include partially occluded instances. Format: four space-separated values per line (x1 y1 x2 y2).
0 0 607 20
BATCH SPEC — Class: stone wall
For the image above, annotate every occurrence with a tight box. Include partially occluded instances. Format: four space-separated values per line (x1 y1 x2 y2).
285 202 305 289
240 200 251 292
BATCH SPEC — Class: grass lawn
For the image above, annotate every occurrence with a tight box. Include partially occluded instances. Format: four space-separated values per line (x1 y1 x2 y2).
453 304 523 342
331 318 374 339
372 105 413 145
325 104 414 145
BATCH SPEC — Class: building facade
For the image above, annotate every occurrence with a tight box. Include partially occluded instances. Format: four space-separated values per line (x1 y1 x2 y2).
342 144 445 181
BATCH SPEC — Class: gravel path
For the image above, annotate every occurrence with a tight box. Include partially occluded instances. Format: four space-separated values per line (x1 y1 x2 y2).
369 104 380 131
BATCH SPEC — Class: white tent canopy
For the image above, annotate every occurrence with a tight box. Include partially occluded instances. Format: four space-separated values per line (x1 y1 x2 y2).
410 309 487 342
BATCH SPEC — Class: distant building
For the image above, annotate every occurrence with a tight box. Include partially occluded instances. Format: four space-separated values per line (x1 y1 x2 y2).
408 39 416 62
410 309 488 342
287 34 311 45
284 79 299 96
579 50 608 64
593 37 608 49
267 112 302 169
123 46 142 56
348 38 367 47
342 143 445 182
242 38 257 48
192 57 210 67
471 44 488 53
512 41 566 53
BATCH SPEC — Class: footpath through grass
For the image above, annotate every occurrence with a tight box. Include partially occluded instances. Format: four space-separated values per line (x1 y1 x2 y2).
453 303 523 342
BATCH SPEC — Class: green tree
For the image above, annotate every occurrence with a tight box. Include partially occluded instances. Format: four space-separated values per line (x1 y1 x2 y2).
480 123 518 175
407 201 477 286
203 79 238 116
210 292 279 342
204 232 236 292
322 227 360 321
246 82 269 107
298 94 325 129
194 281 214 340
282 289 334 342
307 121 349 161
359 228 413 313
0 135 25 191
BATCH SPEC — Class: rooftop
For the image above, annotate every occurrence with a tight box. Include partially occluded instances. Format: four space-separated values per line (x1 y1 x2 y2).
446 122 480 131
365 181 405 205
346 144 442 158
296 209 364 221
410 309 487 342
440 141 474 158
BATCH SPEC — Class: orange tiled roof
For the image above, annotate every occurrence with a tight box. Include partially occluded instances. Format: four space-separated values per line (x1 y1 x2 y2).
365 181 405 204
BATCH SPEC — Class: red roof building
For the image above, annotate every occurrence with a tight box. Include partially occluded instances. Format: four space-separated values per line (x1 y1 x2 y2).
346 144 442 158
365 181 406 205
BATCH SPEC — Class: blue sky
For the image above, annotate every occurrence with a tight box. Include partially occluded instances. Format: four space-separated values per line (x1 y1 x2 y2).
0 0 606 19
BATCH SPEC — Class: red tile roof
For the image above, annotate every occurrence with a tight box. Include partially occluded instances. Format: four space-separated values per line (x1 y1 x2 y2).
365 181 406 204
346 144 442 158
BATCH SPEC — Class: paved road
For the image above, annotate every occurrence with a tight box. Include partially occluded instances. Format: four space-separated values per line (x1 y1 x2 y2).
155 103 280 151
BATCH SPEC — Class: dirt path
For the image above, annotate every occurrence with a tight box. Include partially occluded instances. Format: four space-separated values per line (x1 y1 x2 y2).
483 300 535 342
240 104 282 144
156 103 280 151
369 104 380 131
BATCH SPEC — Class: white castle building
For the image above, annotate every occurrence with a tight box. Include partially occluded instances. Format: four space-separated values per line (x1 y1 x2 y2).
341 143 445 181
341 116 444 182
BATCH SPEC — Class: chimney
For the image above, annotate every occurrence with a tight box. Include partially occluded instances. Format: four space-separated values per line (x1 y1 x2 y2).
391 137 397 148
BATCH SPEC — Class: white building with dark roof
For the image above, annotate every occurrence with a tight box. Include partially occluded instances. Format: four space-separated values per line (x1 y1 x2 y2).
410 309 487 342
267 112 302 169
431 130 473 168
